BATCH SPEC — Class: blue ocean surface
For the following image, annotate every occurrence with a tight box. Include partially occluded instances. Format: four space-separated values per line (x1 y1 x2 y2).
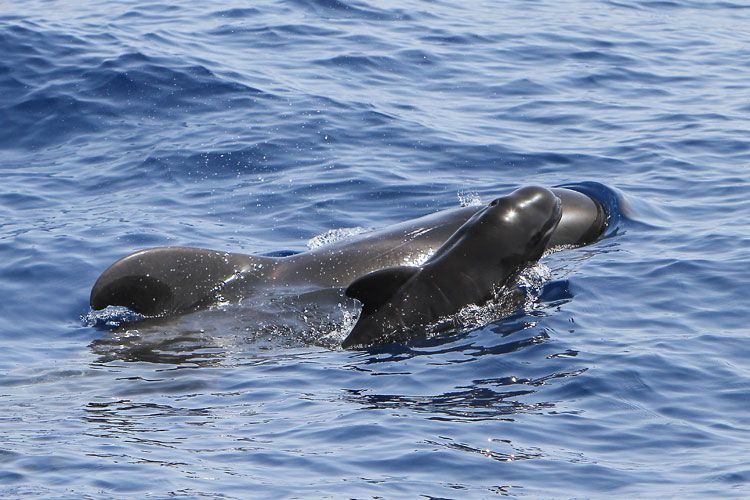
1 0 749 496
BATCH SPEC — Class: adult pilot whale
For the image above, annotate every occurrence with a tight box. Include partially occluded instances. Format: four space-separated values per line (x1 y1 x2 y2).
342 186 562 348
90 187 606 320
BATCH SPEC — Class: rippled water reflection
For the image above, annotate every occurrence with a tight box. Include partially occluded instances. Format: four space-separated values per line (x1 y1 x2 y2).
2 0 750 496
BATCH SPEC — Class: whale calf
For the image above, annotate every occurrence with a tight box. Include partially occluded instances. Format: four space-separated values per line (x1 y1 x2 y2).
90 187 606 327
342 186 563 347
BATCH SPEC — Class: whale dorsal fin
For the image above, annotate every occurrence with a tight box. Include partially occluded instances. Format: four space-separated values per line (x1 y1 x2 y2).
345 266 418 315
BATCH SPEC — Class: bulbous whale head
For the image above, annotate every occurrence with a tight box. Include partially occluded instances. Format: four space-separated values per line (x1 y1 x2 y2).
427 186 562 270
485 185 563 261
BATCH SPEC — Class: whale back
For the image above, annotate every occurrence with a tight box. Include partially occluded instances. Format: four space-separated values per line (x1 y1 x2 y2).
90 247 276 316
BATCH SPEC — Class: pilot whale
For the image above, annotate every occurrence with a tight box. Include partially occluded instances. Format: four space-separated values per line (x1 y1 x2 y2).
90 187 606 325
342 186 562 348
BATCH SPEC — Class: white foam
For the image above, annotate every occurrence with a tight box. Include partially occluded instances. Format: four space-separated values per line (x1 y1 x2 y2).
457 190 483 207
81 306 144 328
425 262 553 338
306 227 369 249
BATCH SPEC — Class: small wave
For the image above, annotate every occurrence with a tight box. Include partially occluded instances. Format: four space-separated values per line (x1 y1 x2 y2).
288 0 412 21
313 54 403 74
0 20 270 148
82 52 262 110
491 78 553 97
420 32 495 45
212 7 262 19
134 142 291 181
1 92 106 148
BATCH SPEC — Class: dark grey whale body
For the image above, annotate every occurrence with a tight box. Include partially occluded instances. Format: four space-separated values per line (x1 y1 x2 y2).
90 187 606 334
342 186 562 348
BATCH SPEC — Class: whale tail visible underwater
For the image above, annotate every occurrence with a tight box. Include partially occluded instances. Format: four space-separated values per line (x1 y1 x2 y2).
342 186 563 348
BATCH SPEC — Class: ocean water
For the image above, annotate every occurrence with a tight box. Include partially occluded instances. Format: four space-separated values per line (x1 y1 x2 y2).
1 0 749 497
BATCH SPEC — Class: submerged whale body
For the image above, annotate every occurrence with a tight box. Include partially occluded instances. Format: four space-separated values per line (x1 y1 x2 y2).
342 186 562 348
90 186 607 346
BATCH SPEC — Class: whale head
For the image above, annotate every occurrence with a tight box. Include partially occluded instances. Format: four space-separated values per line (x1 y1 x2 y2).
485 185 562 261
430 186 562 270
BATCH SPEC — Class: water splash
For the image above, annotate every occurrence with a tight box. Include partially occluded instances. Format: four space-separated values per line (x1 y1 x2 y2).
401 248 435 266
306 227 369 249
457 190 482 207
81 306 144 328
430 263 552 337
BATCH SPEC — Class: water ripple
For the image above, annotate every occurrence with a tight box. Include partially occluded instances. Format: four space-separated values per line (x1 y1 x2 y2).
1 0 750 497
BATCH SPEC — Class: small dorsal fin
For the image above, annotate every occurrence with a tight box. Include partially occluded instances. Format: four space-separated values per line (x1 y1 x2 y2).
345 267 419 316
